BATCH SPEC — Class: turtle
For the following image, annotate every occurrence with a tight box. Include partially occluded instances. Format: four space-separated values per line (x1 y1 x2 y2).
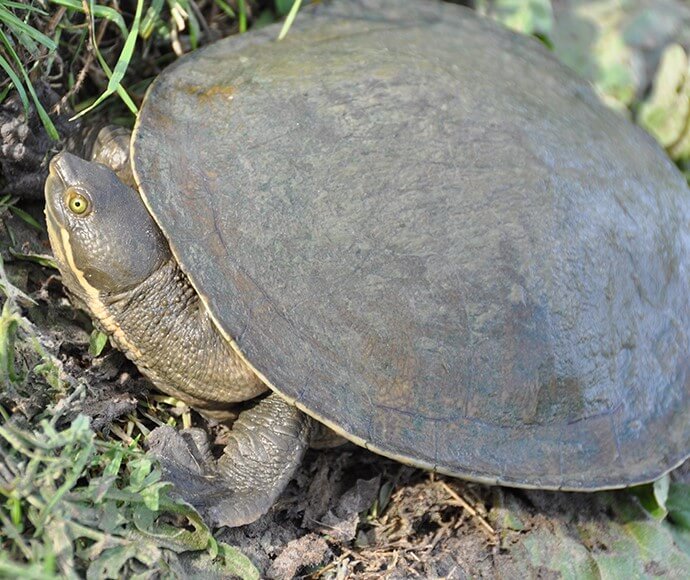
44 0 690 528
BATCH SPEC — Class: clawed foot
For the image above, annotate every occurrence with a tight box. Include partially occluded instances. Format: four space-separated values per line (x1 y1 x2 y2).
147 425 278 527
146 394 312 528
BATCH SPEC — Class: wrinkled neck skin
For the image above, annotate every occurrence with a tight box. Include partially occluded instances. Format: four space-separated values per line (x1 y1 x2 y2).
94 259 266 416
45 144 266 418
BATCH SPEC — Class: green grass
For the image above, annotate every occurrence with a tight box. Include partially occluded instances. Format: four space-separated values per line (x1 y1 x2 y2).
0 0 59 139
0 1 299 134
0 410 260 579
0 247 260 579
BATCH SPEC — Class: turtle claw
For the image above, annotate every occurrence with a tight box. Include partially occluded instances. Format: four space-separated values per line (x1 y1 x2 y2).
147 426 209 478
147 425 263 527
146 394 312 528
146 425 230 512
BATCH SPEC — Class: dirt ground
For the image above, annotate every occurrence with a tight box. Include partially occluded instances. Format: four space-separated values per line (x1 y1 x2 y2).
2 1 690 578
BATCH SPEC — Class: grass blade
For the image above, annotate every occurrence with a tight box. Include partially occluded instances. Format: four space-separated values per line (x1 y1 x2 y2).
73 0 143 117
0 52 29 110
213 0 236 19
278 0 302 41
141 0 165 39
0 4 57 52
8 205 43 231
237 0 247 33
0 29 58 139
48 0 128 37
1 1 48 15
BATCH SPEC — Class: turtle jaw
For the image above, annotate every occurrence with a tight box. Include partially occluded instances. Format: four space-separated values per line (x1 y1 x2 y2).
44 154 82 298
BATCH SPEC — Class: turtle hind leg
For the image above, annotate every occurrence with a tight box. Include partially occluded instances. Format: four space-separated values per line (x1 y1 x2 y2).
147 393 312 528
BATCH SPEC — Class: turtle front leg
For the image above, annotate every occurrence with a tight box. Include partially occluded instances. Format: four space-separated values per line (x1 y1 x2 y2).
64 123 134 186
147 393 313 527
84 125 135 187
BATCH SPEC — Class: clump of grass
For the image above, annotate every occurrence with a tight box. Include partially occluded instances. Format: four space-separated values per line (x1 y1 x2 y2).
0 251 56 391
0 1 299 139
0 241 259 578
0 410 259 579
0 0 60 139
475 0 553 38
637 43 690 183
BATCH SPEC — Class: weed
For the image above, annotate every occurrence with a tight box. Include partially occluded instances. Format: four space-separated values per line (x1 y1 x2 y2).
0 226 259 578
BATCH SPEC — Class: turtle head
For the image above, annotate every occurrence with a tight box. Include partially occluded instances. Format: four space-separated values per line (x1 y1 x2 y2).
45 151 171 301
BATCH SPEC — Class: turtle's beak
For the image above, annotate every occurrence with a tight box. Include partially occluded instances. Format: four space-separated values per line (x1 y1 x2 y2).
44 153 72 276
48 151 84 185
45 154 69 228
48 151 65 177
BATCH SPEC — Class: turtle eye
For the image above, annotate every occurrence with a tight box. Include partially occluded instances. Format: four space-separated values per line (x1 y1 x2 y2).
66 188 90 216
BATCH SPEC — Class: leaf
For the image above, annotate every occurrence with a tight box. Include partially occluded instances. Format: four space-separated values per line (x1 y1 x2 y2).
0 300 21 382
217 543 261 580
127 456 155 490
88 330 108 356
140 0 165 39
654 476 671 514
213 0 236 20
378 480 394 515
131 499 212 553
637 44 690 152
476 0 553 37
138 481 168 512
631 475 670 520
237 0 247 33
590 31 637 107
7 250 57 269
8 205 43 231
521 527 598 580
277 0 303 40
0 52 29 111
44 519 75 575
48 0 128 37
667 483 690 530
1 1 48 14
86 543 162 580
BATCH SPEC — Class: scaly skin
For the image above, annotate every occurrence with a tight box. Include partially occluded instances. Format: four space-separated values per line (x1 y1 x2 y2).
100 258 266 417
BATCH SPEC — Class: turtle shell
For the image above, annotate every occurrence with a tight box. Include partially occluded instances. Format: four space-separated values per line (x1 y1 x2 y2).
131 0 690 490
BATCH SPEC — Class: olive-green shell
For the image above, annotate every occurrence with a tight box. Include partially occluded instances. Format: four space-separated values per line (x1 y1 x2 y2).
132 0 690 490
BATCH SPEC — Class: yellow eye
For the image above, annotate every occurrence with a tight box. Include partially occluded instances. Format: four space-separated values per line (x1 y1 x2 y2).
67 189 89 215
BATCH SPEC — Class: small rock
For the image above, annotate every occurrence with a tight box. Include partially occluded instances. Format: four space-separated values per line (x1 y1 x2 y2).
266 533 330 580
